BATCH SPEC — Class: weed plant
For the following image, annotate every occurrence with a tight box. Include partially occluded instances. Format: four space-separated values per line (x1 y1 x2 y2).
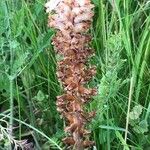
0 0 150 150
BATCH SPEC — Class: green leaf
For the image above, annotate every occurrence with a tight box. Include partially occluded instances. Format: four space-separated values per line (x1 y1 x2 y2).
0 1 9 34
129 105 143 120
12 49 30 77
36 90 45 101
133 120 148 134
115 131 130 150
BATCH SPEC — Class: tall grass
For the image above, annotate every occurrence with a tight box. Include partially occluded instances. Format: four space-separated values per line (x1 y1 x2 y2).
0 0 150 149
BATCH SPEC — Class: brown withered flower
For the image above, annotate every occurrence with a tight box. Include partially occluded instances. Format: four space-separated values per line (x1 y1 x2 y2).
45 0 96 149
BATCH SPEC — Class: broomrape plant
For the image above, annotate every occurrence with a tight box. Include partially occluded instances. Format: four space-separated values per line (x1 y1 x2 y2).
45 0 96 149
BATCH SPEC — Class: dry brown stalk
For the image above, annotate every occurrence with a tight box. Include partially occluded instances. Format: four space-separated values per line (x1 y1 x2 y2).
45 0 96 149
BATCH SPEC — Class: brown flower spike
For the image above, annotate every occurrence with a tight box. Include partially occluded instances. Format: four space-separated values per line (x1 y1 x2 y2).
45 0 96 149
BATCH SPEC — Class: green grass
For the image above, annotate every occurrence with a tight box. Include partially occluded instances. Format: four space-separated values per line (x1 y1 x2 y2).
0 0 150 149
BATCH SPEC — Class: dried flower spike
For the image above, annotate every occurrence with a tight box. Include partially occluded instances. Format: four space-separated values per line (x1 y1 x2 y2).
45 0 96 149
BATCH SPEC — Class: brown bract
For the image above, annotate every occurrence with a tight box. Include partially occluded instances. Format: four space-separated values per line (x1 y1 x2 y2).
45 0 96 149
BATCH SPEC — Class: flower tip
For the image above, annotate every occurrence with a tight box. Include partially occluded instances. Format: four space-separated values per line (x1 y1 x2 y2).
45 0 61 13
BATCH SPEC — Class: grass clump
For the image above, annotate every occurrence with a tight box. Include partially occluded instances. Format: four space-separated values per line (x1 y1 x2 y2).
0 0 150 149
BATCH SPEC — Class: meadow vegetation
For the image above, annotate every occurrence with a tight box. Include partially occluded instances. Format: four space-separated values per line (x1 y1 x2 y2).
0 0 150 149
